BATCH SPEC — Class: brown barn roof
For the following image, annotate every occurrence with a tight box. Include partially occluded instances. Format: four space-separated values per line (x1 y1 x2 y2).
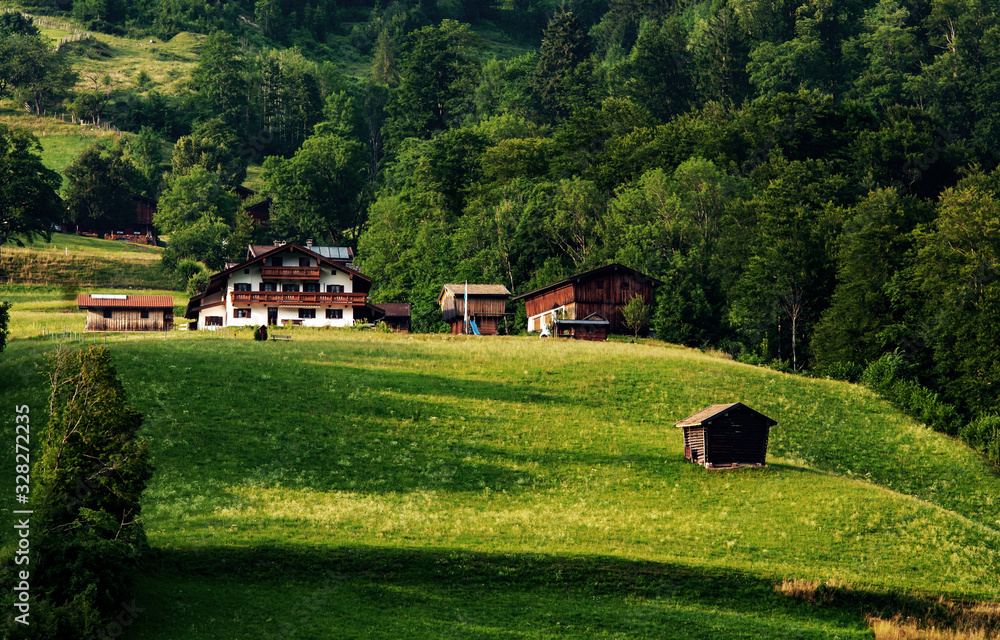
440 284 511 296
511 263 663 302
374 302 411 317
77 294 175 309
674 403 777 428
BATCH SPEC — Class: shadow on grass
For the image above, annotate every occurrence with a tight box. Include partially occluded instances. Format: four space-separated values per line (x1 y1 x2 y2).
130 543 987 640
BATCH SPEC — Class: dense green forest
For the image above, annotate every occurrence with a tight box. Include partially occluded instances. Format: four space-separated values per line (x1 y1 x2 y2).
2 0 999 462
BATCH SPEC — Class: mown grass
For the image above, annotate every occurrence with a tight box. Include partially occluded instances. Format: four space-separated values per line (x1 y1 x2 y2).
2 233 174 289
3 327 999 638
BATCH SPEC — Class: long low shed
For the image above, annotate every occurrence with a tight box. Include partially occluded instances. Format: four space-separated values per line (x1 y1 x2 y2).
675 403 776 469
77 294 175 331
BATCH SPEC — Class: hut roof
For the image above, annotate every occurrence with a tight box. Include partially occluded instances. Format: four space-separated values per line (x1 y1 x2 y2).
440 284 511 297
373 302 411 318
77 294 175 310
510 263 663 302
674 402 776 428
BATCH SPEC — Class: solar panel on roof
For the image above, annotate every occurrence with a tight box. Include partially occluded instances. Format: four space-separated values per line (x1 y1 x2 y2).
311 246 351 260
92 294 128 300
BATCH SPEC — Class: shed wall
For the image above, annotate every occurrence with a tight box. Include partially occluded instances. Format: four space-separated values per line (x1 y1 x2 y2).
86 309 172 331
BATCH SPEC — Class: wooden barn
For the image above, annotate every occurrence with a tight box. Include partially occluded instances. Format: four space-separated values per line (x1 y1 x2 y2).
437 284 511 335
551 313 609 341
372 302 412 333
78 294 175 332
511 264 662 336
675 403 776 469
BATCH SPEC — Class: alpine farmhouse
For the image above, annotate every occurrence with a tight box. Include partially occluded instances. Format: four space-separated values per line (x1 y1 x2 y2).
185 242 375 330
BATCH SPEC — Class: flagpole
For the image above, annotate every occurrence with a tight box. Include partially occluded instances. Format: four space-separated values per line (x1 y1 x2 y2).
464 281 469 335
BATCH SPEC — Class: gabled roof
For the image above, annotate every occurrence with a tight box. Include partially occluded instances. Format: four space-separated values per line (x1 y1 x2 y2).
78 294 174 309
248 244 353 260
374 302 411 317
511 263 663 302
439 284 511 297
674 403 777 428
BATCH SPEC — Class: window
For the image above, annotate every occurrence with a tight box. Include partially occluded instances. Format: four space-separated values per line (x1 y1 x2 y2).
283 284 300 292
326 309 343 319
244 269 250 274
206 316 223 326
261 283 277 292
140 310 149 319
326 284 345 293
304 283 320 292
299 308 316 319
103 310 113 319
271 257 283 267
234 283 251 291
299 257 311 267
233 309 250 318
620 280 630 291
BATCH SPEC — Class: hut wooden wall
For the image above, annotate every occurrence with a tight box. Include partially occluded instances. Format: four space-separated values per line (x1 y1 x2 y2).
574 271 654 334
683 426 706 464
86 309 172 332
704 425 769 467
449 317 501 335
523 272 654 334
442 294 508 322
524 284 575 318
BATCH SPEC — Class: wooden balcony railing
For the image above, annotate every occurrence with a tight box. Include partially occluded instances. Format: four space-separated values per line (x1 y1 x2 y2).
231 291 366 305
260 266 321 280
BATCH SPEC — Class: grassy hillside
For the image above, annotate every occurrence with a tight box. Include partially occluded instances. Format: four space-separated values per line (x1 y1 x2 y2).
1 233 174 290
2 329 999 638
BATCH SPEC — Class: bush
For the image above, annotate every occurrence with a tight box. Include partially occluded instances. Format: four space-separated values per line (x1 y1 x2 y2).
820 361 864 382
253 325 268 341
960 414 1000 464
186 270 210 295
174 259 205 290
2 347 153 638
861 352 962 435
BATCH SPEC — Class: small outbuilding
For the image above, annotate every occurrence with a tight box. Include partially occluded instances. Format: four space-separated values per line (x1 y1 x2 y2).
674 403 776 469
551 313 609 341
438 284 511 335
372 302 412 333
78 294 175 332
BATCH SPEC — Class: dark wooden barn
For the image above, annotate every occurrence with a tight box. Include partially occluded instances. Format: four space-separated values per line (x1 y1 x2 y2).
372 302 412 333
551 313 609 341
78 294 174 332
437 284 511 335
511 263 662 336
674 403 776 469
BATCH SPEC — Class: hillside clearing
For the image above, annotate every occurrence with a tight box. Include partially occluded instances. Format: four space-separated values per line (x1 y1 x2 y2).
2 329 998 638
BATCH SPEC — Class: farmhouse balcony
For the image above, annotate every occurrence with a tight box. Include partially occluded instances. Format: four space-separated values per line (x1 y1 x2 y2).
231 291 367 305
260 266 321 280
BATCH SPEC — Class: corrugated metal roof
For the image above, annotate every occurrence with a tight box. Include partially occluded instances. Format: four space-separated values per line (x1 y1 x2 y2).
441 284 511 296
77 294 175 309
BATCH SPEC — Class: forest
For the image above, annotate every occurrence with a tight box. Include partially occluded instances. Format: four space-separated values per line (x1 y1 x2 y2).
1 0 999 462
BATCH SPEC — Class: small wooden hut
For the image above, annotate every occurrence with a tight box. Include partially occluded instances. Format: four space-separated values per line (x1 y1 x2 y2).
372 303 412 333
78 294 175 332
674 403 776 469
551 313 609 341
437 284 511 335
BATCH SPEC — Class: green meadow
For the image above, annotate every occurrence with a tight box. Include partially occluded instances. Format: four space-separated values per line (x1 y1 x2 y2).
2 320 1000 638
